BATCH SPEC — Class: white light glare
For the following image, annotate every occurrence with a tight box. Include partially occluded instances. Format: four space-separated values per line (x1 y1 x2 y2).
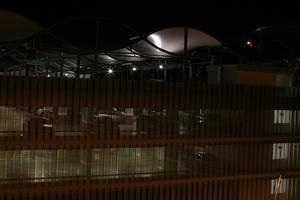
148 34 162 49
47 74 50 77
159 65 164 69
42 124 53 128
132 67 137 71
108 69 113 74
65 73 68 76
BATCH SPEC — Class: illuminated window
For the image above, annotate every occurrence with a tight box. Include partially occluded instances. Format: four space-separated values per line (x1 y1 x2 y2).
271 178 287 194
272 143 289 159
58 107 68 116
274 110 291 124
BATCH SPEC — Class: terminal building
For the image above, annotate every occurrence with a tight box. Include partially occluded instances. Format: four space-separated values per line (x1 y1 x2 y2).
0 10 299 200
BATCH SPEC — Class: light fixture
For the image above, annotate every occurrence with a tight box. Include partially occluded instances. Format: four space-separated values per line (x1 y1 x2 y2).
132 67 137 71
47 74 50 77
42 124 53 128
108 69 113 74
159 65 164 69
246 40 253 47
64 73 68 76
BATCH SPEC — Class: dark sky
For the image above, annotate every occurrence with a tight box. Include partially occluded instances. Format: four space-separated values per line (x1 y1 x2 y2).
2 1 300 60
5 2 299 30
3 1 300 45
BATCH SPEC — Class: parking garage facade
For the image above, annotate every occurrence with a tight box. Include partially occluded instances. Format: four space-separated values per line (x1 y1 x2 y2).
0 10 300 200
0 76 298 199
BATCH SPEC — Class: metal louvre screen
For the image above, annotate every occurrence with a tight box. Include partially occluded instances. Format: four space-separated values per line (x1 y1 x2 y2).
0 143 299 183
0 75 299 199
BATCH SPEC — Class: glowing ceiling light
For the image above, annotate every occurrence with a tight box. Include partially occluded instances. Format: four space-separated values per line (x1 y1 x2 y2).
42 124 53 128
108 69 113 74
159 65 164 69
132 67 137 71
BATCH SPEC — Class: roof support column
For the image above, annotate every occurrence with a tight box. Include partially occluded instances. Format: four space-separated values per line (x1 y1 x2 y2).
94 19 99 78
164 60 167 81
76 49 80 79
94 54 98 78
60 53 64 78
184 27 188 81
25 43 29 77
34 40 38 76
152 66 155 79
141 62 143 80
189 64 192 81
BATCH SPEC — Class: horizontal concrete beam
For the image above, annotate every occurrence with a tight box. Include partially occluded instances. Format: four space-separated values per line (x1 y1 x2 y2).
0 135 299 150
1 170 300 195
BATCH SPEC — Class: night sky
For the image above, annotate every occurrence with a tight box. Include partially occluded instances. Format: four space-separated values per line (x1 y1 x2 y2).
2 1 300 59
4 2 300 36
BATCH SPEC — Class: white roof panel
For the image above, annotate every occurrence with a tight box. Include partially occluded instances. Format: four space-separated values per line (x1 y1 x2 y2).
146 27 221 54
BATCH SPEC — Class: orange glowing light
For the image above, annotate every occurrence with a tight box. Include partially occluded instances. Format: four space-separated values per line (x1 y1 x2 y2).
246 40 253 47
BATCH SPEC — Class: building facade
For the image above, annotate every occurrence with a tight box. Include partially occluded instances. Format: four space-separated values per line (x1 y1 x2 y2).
0 76 299 199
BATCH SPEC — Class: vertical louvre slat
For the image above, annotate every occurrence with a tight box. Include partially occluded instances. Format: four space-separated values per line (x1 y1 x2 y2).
7 76 15 107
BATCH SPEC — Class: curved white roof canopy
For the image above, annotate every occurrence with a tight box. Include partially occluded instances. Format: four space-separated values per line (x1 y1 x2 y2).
86 54 119 64
130 27 221 56
130 40 171 57
0 10 42 43
107 48 146 62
